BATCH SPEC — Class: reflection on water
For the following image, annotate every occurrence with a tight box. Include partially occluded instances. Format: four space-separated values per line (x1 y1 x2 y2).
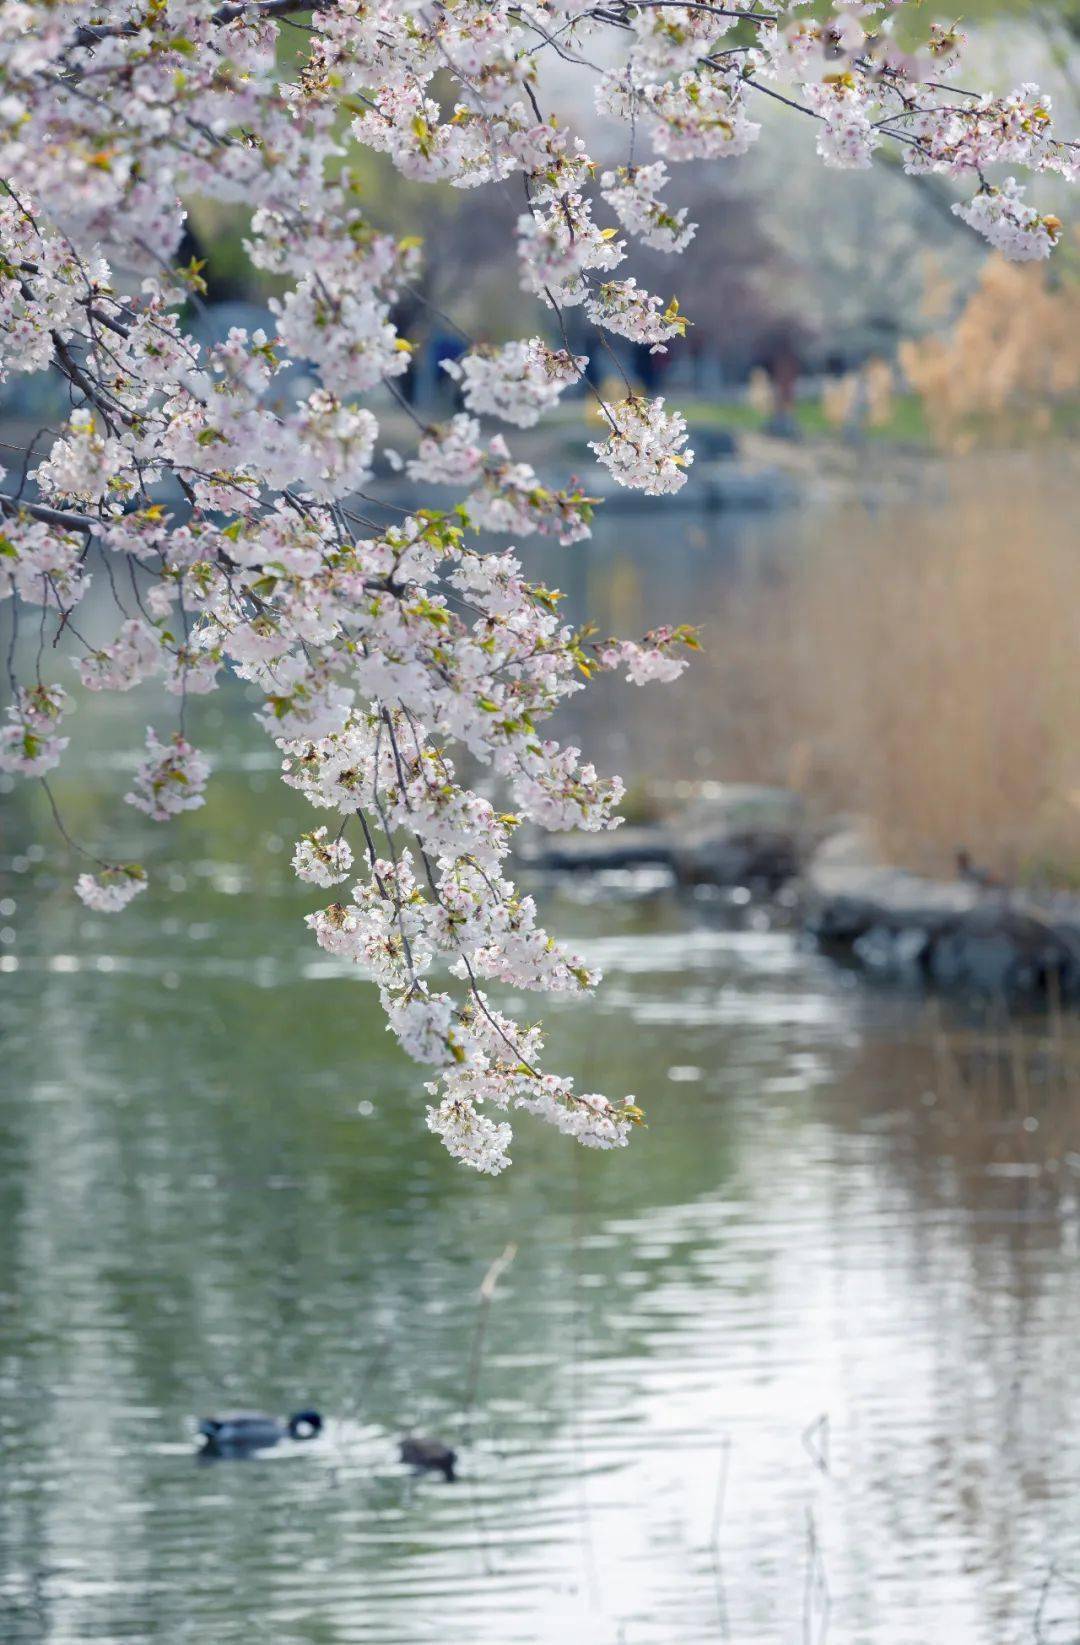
3 499 1080 1644
4 780 1080 1644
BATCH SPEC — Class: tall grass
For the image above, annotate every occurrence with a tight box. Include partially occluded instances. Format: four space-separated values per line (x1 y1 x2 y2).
658 455 1080 883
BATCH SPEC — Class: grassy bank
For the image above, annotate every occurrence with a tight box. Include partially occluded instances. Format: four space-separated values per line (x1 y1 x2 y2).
681 391 932 447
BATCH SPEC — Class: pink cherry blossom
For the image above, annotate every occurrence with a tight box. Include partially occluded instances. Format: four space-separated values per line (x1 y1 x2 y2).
75 866 148 912
0 0 1071 1172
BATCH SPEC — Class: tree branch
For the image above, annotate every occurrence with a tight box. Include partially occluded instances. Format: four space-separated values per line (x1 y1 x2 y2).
0 494 98 535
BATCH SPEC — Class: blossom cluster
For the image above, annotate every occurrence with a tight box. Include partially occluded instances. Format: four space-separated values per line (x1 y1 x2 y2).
0 684 70 777
0 0 1073 1172
292 827 355 889
75 866 148 913
589 397 694 495
407 415 596 544
952 179 1063 262
600 163 697 255
125 729 210 823
442 341 585 429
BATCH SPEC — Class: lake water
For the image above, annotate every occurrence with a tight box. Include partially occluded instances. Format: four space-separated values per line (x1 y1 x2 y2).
2 496 1080 1645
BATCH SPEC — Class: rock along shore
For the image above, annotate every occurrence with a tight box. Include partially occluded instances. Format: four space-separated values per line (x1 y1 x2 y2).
520 787 1080 1007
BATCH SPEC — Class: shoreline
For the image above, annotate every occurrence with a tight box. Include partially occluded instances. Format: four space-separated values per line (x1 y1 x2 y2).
522 788 1080 1008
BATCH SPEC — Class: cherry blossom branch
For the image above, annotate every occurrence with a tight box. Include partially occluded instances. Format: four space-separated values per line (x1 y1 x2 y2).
0 495 97 534
0 0 1069 1172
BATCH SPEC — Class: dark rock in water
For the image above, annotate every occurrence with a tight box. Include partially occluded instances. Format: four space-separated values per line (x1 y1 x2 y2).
805 830 1080 1004
692 426 739 460
808 896 939 956
524 786 809 892
852 920 933 978
672 827 800 891
668 785 807 891
927 907 1079 998
808 895 881 948
527 826 676 874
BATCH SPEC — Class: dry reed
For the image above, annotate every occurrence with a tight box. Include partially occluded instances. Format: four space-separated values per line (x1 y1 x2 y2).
642 455 1080 883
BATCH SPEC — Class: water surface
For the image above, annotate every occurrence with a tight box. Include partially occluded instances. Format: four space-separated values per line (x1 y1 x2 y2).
2 498 1080 1644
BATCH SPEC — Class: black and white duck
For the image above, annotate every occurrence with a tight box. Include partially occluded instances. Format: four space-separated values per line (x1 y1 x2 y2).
198 1409 323 1456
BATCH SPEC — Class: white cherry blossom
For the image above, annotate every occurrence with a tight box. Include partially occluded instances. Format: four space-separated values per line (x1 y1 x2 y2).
589 397 694 495
125 728 210 822
292 827 355 888
0 0 1071 1172
75 866 148 912
442 340 585 428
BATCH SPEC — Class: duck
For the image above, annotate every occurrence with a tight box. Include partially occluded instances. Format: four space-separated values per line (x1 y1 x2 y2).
198 1409 323 1456
956 849 1007 892
399 1435 457 1482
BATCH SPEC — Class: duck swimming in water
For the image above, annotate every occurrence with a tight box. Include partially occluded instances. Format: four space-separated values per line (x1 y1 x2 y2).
198 1409 323 1456
399 1435 457 1481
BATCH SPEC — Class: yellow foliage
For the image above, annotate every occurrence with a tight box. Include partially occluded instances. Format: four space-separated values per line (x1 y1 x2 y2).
746 366 773 416
821 358 895 430
821 374 858 427
900 239 1080 449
